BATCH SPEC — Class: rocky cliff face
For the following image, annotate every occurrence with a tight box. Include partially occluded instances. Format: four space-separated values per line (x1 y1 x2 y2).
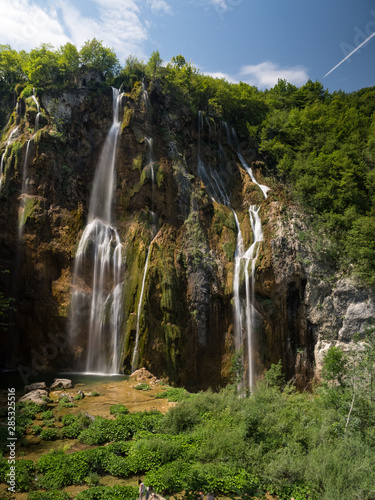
1 81 374 390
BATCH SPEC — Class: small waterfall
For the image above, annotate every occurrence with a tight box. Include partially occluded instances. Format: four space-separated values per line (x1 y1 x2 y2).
31 93 40 133
237 152 270 199
69 88 125 374
142 79 150 116
18 140 32 239
0 126 19 190
131 243 152 372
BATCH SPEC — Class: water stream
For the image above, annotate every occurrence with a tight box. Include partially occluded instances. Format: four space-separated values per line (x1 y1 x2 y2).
69 88 124 374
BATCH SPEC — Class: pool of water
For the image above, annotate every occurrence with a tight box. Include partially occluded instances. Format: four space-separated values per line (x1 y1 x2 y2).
0 370 128 391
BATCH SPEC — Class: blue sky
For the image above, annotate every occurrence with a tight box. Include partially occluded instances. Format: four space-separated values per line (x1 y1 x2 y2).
1 0 375 92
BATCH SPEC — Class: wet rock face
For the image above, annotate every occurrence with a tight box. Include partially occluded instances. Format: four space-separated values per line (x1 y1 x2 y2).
256 203 375 388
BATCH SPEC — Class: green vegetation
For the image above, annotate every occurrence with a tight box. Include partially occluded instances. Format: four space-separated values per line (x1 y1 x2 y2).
1 347 375 499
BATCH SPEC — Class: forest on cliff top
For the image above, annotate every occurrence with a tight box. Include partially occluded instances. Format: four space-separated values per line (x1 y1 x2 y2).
1 40 375 287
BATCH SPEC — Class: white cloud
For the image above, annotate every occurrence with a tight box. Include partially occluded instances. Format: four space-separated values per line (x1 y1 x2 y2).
209 0 228 10
239 62 309 88
204 71 237 83
0 0 69 50
204 61 309 89
147 0 172 14
0 0 171 62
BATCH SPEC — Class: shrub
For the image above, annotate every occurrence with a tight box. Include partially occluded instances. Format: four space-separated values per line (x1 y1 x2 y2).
32 425 42 435
74 485 138 500
109 404 129 416
154 387 191 402
27 491 72 500
15 459 35 492
40 428 59 440
36 450 90 489
134 383 151 391
41 410 54 420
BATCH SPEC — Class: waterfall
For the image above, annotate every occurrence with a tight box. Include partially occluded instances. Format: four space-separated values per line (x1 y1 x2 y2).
31 93 40 133
69 88 124 374
0 126 19 190
131 243 152 372
243 206 263 388
197 112 270 390
18 140 32 239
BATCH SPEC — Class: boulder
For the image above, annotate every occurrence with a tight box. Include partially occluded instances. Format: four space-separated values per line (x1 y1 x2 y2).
24 382 47 393
50 378 73 390
130 368 159 384
18 389 48 405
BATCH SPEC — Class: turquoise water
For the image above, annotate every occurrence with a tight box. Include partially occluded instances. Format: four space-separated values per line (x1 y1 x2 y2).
0 371 128 391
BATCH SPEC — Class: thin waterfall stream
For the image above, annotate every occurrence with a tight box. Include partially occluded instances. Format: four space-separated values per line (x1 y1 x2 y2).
69 88 124 374
197 112 270 390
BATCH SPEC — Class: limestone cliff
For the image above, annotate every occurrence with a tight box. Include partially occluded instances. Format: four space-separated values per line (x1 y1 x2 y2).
0 81 374 390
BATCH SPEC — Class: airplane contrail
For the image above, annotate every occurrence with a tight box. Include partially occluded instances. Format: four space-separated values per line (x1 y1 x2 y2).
324 30 375 78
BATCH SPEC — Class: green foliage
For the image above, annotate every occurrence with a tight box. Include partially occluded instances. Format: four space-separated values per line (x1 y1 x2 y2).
134 383 151 391
109 404 129 416
27 491 72 500
154 387 191 402
36 449 90 489
265 360 285 389
74 485 138 500
40 428 59 440
79 38 120 78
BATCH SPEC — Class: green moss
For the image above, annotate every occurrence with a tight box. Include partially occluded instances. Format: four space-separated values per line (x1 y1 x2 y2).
20 85 34 99
19 196 40 228
122 107 134 130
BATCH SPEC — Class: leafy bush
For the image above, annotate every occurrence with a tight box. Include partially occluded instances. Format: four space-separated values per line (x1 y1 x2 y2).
109 404 129 416
134 383 151 391
74 485 138 500
36 450 90 489
40 410 54 420
15 459 35 492
32 425 42 435
40 428 59 440
27 491 72 500
154 387 191 402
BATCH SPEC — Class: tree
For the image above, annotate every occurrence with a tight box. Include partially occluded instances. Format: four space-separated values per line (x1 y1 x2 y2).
146 50 162 79
23 43 60 86
58 42 80 83
171 55 186 69
0 45 26 87
79 39 121 79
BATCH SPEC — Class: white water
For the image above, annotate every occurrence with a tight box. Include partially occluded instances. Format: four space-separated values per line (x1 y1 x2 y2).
70 88 124 374
197 112 270 390
243 206 263 388
0 126 19 190
31 94 40 133
131 243 152 372
18 140 32 239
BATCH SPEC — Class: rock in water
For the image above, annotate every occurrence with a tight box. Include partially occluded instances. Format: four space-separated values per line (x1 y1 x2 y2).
50 378 73 390
18 389 48 405
24 382 47 393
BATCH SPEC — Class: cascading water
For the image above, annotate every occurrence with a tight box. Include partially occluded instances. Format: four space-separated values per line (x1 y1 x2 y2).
18 140 32 239
131 244 152 373
69 88 124 374
31 92 40 133
131 93 159 372
243 205 264 388
197 111 270 390
0 127 19 190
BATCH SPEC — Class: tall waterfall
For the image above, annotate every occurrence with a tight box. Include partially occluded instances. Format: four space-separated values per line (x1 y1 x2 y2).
69 88 124 374
197 112 269 390
131 94 158 372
